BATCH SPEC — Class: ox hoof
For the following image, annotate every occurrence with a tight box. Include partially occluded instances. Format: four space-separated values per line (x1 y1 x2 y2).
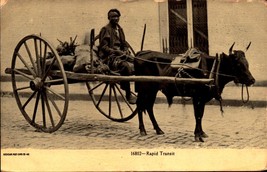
156 129 165 135
140 130 147 136
194 136 204 142
201 132 209 138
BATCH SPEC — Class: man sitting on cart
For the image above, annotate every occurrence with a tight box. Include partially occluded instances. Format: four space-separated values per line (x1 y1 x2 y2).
98 9 136 104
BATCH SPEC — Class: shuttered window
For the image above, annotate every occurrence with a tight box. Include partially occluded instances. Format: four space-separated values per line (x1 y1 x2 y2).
168 0 209 54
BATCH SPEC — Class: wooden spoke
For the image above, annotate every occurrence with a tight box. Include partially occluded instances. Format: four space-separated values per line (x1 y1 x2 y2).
41 42 48 75
16 53 36 77
114 84 134 112
41 92 46 128
32 91 40 123
112 85 123 118
22 91 37 109
39 38 42 59
15 86 31 91
34 38 41 76
42 57 56 80
13 68 34 80
45 86 65 100
88 82 105 93
108 84 112 117
44 78 64 84
24 42 37 74
96 83 109 107
47 93 62 118
43 92 55 128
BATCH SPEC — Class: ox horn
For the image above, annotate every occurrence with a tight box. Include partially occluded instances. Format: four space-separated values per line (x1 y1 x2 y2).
245 42 251 51
229 42 235 54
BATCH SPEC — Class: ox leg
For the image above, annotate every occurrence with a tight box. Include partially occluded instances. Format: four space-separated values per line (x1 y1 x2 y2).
137 93 147 136
146 91 164 135
193 98 208 142
138 109 147 136
147 107 164 135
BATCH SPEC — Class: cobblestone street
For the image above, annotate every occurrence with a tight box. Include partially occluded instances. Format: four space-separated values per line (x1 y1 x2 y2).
1 97 266 149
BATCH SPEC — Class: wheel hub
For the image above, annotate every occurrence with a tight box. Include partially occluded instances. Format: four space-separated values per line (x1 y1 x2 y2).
30 77 43 91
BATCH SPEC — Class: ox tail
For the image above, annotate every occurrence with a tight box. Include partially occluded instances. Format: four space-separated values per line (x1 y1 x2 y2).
166 96 174 107
162 90 174 107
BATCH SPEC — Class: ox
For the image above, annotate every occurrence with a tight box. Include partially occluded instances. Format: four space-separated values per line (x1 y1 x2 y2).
134 43 255 142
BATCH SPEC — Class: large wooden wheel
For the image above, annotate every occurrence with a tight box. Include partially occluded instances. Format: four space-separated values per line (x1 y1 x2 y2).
86 81 137 122
11 34 69 133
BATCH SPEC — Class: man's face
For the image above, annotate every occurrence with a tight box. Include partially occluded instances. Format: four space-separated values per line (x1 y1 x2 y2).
109 15 120 25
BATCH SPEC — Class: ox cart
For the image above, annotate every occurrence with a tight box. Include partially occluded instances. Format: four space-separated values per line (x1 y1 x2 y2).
4 29 214 133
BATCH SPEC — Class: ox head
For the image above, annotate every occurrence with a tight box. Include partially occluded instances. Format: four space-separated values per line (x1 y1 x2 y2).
228 42 255 86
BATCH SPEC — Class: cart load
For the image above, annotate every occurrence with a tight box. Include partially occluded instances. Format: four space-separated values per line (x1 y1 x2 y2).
44 36 110 74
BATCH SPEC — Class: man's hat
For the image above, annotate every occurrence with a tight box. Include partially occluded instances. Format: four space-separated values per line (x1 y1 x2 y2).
108 9 121 19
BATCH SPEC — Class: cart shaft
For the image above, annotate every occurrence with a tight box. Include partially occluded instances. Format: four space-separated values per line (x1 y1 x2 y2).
5 68 214 85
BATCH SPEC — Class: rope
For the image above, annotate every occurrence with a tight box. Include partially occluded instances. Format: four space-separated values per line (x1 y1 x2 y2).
209 54 217 79
241 84 250 103
215 55 221 92
174 59 194 102
174 69 192 102
133 55 235 79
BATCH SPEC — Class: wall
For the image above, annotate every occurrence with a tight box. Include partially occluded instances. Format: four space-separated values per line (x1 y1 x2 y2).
207 0 267 81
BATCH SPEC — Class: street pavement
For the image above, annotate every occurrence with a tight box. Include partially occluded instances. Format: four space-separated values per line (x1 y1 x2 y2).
1 96 266 149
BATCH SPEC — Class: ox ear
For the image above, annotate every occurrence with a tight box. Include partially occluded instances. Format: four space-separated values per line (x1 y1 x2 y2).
229 42 235 54
245 42 251 52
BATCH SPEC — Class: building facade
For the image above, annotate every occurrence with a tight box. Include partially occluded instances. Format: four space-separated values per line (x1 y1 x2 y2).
1 0 266 80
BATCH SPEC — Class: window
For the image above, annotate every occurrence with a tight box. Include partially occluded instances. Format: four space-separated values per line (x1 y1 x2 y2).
168 0 209 54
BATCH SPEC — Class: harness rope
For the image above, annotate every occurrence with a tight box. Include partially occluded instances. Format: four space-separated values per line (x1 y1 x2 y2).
241 84 250 103
175 67 193 102
215 55 224 115
133 55 235 78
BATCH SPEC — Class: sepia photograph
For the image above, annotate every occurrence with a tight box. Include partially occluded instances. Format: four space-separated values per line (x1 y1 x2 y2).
1 0 266 171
